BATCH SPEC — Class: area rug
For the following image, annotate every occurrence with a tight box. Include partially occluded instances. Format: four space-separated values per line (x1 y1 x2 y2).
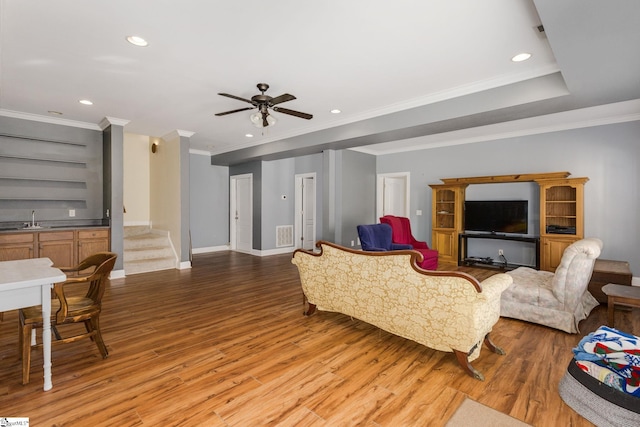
445 398 532 427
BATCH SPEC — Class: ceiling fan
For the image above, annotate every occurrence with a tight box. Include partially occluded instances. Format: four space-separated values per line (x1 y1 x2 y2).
215 83 313 128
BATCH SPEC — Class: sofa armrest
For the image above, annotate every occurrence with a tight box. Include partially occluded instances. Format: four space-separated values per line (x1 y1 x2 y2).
478 273 513 300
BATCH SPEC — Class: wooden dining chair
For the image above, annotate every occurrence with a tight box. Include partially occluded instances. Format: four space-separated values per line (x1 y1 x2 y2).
18 252 117 384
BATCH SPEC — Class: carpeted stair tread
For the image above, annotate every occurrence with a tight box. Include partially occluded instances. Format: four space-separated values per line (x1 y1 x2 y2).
123 227 176 274
125 256 176 275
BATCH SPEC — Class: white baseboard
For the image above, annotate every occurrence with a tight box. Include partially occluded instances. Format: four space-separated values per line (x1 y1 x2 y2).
255 247 296 257
191 246 296 257
123 221 151 227
110 269 125 279
192 245 230 254
178 261 191 270
632 276 640 286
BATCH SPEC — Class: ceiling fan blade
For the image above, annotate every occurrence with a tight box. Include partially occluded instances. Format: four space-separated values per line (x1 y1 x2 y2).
269 93 296 106
218 93 254 104
272 106 313 120
215 107 254 116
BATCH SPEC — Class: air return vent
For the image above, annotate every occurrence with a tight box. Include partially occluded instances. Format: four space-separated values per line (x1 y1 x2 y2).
276 225 294 247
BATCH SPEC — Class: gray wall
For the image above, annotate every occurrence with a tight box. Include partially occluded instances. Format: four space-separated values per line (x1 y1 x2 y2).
103 122 125 270
190 153 229 248
261 158 295 249
340 150 377 248
377 121 640 275
0 116 104 224
320 149 377 247
213 150 374 252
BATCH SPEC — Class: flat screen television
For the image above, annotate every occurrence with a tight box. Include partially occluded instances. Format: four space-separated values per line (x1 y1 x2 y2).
464 200 528 234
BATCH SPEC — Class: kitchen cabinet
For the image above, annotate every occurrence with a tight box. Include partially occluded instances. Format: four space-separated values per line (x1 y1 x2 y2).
0 227 110 266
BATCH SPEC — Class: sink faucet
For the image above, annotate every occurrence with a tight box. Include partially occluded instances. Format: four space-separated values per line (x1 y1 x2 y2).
32 210 36 227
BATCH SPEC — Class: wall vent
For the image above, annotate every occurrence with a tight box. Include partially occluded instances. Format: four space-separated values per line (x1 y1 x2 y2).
276 225 294 247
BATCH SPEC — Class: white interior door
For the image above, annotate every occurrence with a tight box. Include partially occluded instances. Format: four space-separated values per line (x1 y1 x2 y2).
230 174 252 253
377 172 410 219
295 173 316 250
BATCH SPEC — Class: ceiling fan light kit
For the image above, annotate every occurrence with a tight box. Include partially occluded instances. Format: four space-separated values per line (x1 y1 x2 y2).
216 83 313 128
250 111 276 128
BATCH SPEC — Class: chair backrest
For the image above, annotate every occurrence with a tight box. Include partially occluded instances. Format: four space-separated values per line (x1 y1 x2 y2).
380 215 411 244
380 215 428 248
357 223 393 251
84 252 117 303
54 252 117 323
551 238 602 308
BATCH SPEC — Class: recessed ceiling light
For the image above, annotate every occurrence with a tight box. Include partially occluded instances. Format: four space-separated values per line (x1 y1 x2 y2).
245 133 254 138
79 99 93 105
511 52 532 62
330 109 341 114
126 36 149 47
48 110 63 115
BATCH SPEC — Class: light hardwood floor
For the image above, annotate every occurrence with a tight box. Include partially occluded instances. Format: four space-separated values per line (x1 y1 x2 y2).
0 251 637 426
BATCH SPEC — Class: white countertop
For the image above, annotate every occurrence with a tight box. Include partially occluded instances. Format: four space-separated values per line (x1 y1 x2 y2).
0 258 67 290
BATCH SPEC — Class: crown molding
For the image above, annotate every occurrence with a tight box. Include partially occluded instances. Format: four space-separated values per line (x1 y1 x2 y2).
0 109 102 130
99 116 130 130
162 129 195 141
189 148 212 156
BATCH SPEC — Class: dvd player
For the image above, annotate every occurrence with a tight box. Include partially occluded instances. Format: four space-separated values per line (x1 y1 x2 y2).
546 225 576 234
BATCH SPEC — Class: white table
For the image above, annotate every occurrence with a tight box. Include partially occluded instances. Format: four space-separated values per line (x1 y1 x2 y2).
0 258 66 391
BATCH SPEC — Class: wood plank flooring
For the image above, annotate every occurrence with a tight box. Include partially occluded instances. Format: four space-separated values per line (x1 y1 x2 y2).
0 251 638 426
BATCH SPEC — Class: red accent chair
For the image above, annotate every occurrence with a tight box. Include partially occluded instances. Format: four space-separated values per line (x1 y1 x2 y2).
380 215 439 270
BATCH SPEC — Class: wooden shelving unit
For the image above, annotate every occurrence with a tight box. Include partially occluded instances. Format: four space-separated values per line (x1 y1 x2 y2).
430 172 587 271
429 184 466 265
536 177 588 271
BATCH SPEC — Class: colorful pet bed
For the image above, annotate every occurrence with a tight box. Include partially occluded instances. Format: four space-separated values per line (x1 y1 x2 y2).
559 326 640 426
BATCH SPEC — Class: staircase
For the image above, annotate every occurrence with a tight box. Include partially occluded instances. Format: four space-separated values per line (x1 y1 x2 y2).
124 226 176 275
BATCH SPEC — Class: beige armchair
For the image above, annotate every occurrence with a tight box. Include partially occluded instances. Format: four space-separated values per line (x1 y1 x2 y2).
501 238 602 333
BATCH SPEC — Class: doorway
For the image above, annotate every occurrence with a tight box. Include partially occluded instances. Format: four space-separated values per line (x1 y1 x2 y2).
376 172 410 220
294 173 316 250
230 173 253 254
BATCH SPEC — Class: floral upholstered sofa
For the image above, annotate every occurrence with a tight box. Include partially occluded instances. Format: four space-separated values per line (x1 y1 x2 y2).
291 241 513 380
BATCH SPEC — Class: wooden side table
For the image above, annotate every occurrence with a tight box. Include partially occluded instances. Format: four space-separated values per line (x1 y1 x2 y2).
588 259 632 303
602 283 640 328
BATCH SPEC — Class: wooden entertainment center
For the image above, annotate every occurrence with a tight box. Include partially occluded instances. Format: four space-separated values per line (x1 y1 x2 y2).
430 172 587 271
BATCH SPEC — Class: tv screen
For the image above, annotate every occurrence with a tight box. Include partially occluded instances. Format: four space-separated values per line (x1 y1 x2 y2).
464 200 528 234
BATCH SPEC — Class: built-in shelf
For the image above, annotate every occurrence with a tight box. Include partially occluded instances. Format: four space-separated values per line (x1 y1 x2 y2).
0 132 87 146
0 199 87 209
0 154 87 166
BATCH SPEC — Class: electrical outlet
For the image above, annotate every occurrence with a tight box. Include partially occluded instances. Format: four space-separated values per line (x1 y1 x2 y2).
69 209 76 217
351 240 355 247
498 249 504 256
